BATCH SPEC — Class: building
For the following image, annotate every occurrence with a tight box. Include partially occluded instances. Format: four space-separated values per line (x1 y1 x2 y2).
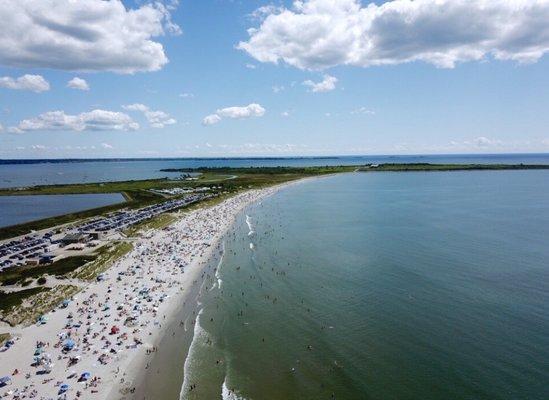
60 233 89 247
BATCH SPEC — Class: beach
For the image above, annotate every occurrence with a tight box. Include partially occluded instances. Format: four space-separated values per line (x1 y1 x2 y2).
0 185 284 400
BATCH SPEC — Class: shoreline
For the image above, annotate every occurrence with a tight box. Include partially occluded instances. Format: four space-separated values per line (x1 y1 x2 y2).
0 180 306 400
124 178 312 400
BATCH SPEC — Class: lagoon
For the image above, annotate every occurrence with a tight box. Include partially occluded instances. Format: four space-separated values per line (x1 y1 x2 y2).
0 193 126 228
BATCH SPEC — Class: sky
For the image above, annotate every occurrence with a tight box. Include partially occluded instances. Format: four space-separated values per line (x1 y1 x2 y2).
1 0 549 159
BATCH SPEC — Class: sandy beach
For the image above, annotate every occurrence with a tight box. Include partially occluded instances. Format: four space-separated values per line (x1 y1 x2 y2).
0 185 284 400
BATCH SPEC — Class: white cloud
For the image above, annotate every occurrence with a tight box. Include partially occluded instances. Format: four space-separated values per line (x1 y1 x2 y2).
9 109 139 132
202 103 266 126
351 107 375 115
123 103 176 128
272 85 284 93
238 0 549 70
217 104 266 119
67 77 89 91
202 114 222 126
303 74 337 92
31 144 46 150
473 136 502 147
249 5 284 21
281 111 290 117
0 0 181 73
0 74 50 92
179 92 194 98
101 142 114 149
245 63 257 69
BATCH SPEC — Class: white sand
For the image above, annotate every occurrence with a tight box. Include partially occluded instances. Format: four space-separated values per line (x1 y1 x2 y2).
0 186 283 400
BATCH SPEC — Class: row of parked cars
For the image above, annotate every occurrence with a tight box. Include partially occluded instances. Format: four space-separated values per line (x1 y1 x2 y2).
0 193 215 272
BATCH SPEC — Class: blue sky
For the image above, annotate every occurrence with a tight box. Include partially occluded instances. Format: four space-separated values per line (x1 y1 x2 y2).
1 0 549 158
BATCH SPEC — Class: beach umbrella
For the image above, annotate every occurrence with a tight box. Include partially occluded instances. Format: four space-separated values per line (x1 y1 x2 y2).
63 339 75 351
59 383 69 394
79 372 91 381
0 376 11 386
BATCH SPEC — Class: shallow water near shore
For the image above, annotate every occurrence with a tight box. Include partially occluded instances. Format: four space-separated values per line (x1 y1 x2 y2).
179 171 548 400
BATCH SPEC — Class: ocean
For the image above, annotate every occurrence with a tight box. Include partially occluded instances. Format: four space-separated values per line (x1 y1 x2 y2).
180 170 549 400
2 154 549 188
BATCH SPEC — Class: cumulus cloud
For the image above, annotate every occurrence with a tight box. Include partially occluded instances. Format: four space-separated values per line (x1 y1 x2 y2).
303 74 337 92
0 0 181 73
9 109 139 132
238 0 549 70
123 103 176 128
202 103 266 126
202 114 222 126
0 74 50 92
179 92 194 98
67 77 89 91
101 142 114 149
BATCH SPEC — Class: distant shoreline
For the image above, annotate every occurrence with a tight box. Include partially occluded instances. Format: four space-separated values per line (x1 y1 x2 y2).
1 153 549 165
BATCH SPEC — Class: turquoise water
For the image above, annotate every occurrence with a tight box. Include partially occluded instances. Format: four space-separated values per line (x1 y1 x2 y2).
0 193 125 227
183 171 549 400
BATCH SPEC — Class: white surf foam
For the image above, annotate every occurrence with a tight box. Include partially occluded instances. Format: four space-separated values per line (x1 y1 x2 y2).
180 308 207 400
245 215 254 236
222 376 247 400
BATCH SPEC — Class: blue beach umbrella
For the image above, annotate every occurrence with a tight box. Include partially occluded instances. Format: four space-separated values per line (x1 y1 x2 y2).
63 339 75 351
79 372 91 381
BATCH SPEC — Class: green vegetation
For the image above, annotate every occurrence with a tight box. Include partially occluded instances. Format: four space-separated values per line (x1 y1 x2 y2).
124 212 178 236
160 165 356 175
0 287 50 313
0 255 95 286
358 163 549 172
1 285 80 327
0 333 10 346
72 241 133 281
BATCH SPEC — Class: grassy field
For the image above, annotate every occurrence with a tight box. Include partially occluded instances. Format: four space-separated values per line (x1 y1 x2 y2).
71 241 133 281
0 287 50 313
0 285 80 326
0 333 10 346
358 163 549 172
0 255 95 286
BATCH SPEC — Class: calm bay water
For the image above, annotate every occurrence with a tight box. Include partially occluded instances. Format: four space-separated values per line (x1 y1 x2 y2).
1 154 549 188
0 193 125 228
182 170 549 400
